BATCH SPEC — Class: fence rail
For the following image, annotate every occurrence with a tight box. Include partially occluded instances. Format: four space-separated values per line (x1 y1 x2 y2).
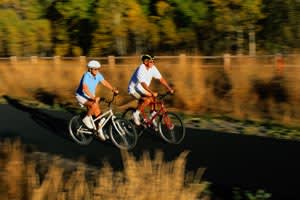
0 54 299 70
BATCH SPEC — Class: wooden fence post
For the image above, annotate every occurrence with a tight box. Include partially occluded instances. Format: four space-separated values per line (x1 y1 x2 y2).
79 56 86 68
179 54 186 66
108 55 115 67
54 56 61 66
31 56 38 64
10 56 17 65
224 53 231 70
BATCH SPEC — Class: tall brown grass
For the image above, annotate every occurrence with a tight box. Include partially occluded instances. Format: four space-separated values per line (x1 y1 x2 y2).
1 55 300 125
0 139 207 200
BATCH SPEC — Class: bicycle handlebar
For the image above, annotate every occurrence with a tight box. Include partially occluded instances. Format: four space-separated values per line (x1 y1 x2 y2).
157 91 174 100
100 92 118 106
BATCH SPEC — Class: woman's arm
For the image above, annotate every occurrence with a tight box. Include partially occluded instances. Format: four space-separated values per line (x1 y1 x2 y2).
101 80 118 93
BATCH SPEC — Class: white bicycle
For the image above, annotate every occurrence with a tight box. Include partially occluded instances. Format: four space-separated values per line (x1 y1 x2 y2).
68 93 138 150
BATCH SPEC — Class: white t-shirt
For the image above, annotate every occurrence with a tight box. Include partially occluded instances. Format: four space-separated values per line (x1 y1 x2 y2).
128 64 162 94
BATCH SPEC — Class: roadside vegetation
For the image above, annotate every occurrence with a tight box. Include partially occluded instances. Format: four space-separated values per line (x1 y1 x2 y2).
1 55 300 141
0 139 208 200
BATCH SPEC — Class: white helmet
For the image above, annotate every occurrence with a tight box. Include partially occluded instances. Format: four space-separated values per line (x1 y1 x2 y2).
87 60 101 69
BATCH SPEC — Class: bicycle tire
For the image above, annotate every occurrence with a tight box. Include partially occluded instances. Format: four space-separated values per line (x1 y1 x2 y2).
109 117 138 150
158 112 185 144
68 115 94 145
122 107 145 136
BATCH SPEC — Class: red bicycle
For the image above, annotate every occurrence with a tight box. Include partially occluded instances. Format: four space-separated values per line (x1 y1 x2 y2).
122 92 185 144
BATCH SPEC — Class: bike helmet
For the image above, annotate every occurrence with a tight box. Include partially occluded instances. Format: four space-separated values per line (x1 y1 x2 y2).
87 60 101 69
141 54 154 62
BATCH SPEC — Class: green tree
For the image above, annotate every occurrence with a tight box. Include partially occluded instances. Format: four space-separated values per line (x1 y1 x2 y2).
90 0 153 55
90 0 128 56
0 10 22 56
0 0 51 56
155 1 179 50
210 0 264 54
168 0 208 53
48 0 94 56
127 0 158 54
258 0 300 53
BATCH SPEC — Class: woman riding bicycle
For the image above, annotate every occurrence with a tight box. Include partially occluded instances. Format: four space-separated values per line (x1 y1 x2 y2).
127 54 174 126
75 60 118 140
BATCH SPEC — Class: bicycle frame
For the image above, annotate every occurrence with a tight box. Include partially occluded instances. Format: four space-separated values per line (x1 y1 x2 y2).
91 108 115 129
78 94 118 134
140 93 172 129
77 109 114 135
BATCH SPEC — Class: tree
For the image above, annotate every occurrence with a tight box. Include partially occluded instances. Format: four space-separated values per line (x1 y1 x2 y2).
258 0 300 53
48 0 94 56
169 0 208 53
0 0 51 56
90 0 154 55
210 0 264 54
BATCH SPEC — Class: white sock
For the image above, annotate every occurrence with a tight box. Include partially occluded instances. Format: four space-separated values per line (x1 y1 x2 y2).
135 110 140 115
83 115 89 121
88 115 95 128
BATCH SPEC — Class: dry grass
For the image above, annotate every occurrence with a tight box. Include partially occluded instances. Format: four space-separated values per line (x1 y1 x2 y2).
0 139 207 200
1 55 300 125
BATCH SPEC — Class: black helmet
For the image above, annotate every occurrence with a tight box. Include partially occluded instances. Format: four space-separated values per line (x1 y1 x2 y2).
141 54 154 62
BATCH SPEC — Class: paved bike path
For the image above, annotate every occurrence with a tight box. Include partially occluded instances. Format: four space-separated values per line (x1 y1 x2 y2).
0 101 299 200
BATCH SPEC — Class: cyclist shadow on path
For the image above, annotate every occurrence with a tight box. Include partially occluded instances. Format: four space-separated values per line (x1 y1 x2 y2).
3 95 70 140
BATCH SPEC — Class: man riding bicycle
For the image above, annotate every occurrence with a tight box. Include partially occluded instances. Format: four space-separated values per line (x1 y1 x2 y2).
128 54 174 126
75 60 119 140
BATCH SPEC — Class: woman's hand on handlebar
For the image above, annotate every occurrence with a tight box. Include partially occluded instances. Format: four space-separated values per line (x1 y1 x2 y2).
91 96 100 103
112 88 119 95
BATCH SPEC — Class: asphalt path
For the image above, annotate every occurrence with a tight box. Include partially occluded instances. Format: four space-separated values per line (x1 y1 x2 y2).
0 97 300 199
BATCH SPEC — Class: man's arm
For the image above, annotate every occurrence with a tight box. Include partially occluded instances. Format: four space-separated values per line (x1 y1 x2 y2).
159 77 174 93
141 82 156 96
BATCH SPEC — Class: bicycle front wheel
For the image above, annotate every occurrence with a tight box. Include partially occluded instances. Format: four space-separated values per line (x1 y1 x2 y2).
158 112 185 144
109 118 138 150
68 115 93 145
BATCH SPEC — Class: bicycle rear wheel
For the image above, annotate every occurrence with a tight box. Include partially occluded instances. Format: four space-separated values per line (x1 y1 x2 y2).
122 107 145 136
68 115 93 145
109 118 138 150
158 112 185 144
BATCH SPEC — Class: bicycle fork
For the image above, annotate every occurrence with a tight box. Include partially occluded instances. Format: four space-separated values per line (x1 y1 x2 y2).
162 114 174 130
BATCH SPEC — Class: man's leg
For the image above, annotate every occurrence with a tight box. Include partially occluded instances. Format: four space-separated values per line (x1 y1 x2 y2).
133 96 152 125
137 97 152 112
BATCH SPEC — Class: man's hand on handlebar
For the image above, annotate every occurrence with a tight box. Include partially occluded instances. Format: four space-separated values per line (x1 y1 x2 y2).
152 92 158 97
